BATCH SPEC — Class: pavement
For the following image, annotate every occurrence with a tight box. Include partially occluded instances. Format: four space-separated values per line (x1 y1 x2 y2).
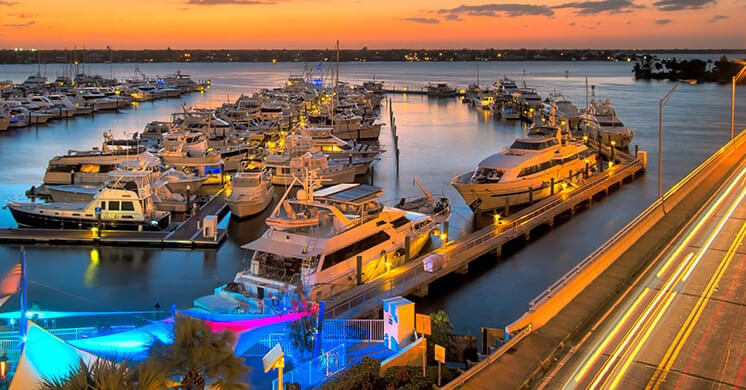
547 155 746 389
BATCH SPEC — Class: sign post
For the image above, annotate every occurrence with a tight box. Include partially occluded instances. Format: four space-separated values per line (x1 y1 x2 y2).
434 344 446 387
416 314 432 377
263 343 285 390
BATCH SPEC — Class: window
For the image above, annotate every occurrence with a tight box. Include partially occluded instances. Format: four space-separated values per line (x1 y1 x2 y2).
322 231 391 270
99 201 106 210
121 201 135 211
108 201 120 211
390 216 410 228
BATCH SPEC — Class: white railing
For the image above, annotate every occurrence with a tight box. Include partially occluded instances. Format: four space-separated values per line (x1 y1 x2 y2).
323 319 384 343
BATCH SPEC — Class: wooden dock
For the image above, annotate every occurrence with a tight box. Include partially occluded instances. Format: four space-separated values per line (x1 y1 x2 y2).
0 192 229 248
325 148 646 319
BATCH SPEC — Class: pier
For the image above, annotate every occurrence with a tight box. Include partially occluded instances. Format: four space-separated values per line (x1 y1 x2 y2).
0 191 229 248
443 128 746 389
325 144 647 319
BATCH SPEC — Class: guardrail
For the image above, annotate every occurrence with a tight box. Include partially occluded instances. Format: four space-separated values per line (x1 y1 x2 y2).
507 128 746 334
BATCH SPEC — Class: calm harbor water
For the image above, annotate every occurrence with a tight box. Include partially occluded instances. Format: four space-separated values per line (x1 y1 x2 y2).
0 61 744 339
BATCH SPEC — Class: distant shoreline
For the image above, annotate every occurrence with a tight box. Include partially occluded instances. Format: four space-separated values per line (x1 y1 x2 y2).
0 49 742 65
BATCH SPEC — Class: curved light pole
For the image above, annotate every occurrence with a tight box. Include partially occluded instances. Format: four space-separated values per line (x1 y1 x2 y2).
732 63 746 140
659 83 680 199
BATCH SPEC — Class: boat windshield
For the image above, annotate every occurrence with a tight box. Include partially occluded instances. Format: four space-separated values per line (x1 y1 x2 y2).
510 139 557 150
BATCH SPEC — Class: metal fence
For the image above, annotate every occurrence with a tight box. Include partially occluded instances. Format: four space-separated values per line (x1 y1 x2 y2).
323 319 383 343
272 343 346 390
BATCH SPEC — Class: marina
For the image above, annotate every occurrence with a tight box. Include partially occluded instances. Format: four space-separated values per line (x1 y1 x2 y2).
0 57 744 389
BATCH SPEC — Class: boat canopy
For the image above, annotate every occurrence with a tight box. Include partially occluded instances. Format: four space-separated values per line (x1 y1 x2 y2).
241 236 324 258
478 151 533 170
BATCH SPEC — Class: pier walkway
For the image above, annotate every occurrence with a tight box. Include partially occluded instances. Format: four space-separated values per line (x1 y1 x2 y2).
446 129 746 389
0 192 228 248
325 146 646 319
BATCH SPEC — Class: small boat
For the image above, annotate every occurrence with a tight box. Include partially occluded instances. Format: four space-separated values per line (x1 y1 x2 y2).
225 170 274 218
394 178 451 224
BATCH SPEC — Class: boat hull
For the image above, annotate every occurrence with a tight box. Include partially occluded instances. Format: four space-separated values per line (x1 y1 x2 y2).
333 124 381 141
8 205 169 231
452 156 595 213
226 193 274 218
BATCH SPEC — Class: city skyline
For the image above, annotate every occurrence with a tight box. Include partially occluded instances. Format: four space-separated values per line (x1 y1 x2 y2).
0 0 743 50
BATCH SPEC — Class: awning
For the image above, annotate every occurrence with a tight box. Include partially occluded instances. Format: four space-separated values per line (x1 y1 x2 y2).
241 236 322 258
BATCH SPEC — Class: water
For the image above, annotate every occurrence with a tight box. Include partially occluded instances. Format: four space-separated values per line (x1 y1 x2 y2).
1 61 745 339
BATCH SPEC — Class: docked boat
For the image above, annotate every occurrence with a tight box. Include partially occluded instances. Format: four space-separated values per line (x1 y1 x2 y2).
234 175 443 301
500 99 520 119
579 99 635 149
300 127 382 160
161 168 209 194
6 186 170 231
452 115 597 213
427 83 458 98
393 178 451 225
225 170 274 218
544 93 580 130
495 77 518 97
159 131 208 158
42 137 158 186
263 135 358 186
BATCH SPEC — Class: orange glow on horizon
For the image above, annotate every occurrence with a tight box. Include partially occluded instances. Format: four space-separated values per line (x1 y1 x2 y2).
0 0 744 49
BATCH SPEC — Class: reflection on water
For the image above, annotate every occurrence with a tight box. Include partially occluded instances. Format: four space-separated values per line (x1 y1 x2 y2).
0 61 745 336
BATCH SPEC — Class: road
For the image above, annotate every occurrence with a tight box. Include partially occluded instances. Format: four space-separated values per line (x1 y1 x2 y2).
547 157 746 389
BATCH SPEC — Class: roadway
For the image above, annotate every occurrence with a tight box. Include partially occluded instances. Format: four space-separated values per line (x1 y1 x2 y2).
546 153 746 389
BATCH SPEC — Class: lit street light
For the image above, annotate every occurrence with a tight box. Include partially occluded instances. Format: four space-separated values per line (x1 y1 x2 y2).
731 62 746 140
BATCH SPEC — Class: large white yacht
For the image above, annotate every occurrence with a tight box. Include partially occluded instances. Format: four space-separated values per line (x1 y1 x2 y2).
452 116 597 213
579 99 635 149
235 175 443 301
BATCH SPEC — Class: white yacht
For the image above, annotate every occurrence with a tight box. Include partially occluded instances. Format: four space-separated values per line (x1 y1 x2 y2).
452 117 597 213
28 95 76 118
263 135 357 186
495 77 518 97
225 170 274 218
159 131 208 158
76 88 119 111
21 73 47 90
579 99 635 149
236 176 442 301
7 186 170 231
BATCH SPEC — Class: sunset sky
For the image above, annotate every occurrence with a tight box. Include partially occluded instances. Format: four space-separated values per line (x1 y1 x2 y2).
0 0 743 49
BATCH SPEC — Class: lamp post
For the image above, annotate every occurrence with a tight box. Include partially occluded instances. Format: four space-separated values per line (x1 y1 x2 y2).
731 64 746 140
658 82 680 199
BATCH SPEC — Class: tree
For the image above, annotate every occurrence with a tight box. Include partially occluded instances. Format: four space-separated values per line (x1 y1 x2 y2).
37 358 166 390
427 310 453 364
147 315 249 390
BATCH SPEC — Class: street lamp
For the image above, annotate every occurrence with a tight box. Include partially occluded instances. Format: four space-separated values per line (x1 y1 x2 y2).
731 63 746 140
658 80 697 199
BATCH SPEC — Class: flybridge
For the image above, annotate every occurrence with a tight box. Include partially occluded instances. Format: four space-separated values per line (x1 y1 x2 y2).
315 183 383 205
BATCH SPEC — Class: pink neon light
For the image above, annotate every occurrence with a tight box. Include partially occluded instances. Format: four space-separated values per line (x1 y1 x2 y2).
203 311 312 333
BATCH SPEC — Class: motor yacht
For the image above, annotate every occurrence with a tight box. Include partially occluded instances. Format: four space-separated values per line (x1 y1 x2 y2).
7 186 170 231
43 136 158 186
299 127 381 160
76 88 119 111
234 174 443 301
27 95 76 119
579 99 635 149
495 77 518 97
160 131 208 157
263 135 358 186
452 113 597 213
225 170 274 218
427 83 458 98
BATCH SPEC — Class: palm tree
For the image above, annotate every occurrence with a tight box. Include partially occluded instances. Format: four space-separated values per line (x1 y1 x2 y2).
37 358 166 390
146 315 249 390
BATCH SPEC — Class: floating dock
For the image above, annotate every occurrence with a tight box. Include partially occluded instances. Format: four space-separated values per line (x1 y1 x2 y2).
0 192 229 248
325 146 646 319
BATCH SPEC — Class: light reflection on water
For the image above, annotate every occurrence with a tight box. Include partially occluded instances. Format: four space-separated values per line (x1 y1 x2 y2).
0 61 745 337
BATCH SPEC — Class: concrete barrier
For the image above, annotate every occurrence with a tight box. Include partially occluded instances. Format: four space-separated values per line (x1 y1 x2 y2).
507 128 746 334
